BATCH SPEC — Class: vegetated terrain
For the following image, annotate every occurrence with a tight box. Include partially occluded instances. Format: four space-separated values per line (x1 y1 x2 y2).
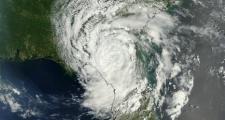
0 0 59 61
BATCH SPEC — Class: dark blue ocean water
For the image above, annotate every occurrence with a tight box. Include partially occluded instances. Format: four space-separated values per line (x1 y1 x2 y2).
0 59 96 120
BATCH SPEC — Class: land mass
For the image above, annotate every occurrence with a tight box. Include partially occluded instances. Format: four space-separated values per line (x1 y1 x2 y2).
0 0 179 64
0 0 60 62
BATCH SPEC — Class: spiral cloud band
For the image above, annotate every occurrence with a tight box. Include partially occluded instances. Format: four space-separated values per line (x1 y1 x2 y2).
51 0 196 119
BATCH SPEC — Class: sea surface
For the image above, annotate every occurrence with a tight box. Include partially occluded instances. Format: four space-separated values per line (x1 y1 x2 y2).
0 59 95 120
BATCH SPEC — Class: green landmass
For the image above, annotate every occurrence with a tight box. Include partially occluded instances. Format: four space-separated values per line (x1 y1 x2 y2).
0 0 181 62
0 0 59 62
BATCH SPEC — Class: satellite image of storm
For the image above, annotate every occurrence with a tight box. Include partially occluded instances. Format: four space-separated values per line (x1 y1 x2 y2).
0 0 225 120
